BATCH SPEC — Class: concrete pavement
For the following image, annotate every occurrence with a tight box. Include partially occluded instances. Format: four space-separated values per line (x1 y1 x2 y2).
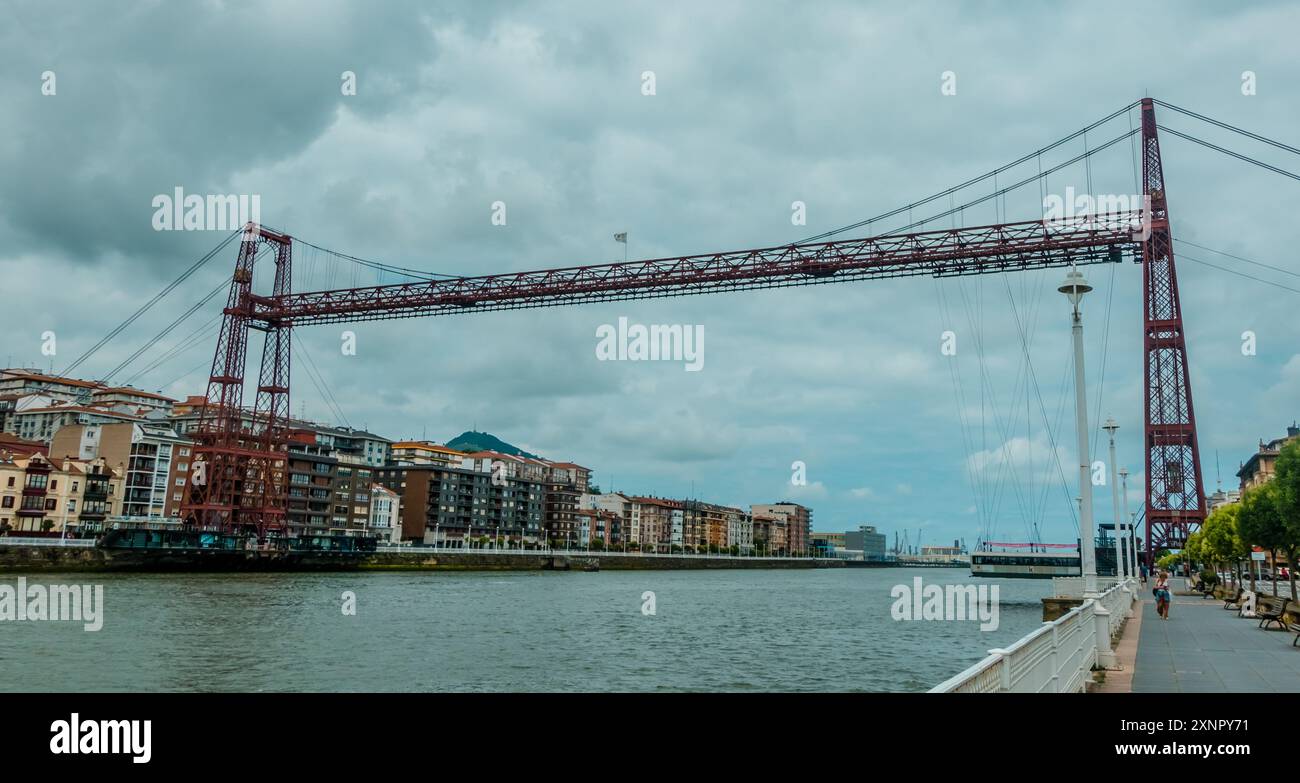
1130 580 1300 693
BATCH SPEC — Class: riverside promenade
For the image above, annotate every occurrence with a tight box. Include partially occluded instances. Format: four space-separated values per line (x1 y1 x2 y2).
1108 578 1300 693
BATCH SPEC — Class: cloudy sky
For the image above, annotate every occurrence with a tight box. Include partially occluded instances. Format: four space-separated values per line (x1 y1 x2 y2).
2 0 1297 548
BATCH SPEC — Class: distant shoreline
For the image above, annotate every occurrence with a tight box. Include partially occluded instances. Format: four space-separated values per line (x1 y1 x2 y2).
0 543 844 574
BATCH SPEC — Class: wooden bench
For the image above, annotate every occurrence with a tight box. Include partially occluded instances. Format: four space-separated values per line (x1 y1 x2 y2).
1276 601 1300 645
1256 595 1290 630
1223 587 1245 610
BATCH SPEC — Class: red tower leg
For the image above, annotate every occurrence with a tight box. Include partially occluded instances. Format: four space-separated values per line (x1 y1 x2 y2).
1139 98 1207 567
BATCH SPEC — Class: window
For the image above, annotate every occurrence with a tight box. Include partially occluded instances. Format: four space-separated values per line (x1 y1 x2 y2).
175 478 186 487
44 498 56 511
5 477 12 487
1 497 12 508
72 481 79 492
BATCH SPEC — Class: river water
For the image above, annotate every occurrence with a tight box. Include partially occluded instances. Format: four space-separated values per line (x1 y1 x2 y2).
1 567 1051 692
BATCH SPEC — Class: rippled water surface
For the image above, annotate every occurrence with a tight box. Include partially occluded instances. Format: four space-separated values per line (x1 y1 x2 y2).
1 568 1051 692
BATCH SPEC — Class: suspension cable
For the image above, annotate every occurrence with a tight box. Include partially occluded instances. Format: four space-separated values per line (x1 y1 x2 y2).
1157 125 1300 182
1153 99 1300 157
797 100 1142 243
61 228 242 377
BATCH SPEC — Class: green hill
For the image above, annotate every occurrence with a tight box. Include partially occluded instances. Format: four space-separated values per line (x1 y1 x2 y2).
444 430 541 459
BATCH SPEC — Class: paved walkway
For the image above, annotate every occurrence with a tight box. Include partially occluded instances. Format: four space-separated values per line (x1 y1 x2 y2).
1131 580 1300 693
1092 592 1142 693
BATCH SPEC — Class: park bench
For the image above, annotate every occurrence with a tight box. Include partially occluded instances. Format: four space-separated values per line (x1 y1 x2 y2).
1256 595 1290 630
1286 610 1300 647
1223 586 1244 610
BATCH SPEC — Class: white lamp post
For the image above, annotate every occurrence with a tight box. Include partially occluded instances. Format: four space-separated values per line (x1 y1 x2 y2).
1060 267 1099 596
1102 417 1126 581
1118 467 1134 577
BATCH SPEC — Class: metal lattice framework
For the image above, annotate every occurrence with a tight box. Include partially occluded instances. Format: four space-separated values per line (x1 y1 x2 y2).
258 213 1141 325
1139 98 1207 562
184 225 293 537
181 100 1204 551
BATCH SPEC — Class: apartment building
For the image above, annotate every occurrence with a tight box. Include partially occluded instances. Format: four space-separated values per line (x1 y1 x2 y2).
542 462 590 547
0 453 124 534
583 492 640 549
49 421 193 521
9 403 146 442
574 507 621 547
727 509 754 553
286 440 338 536
333 454 375 530
0 369 102 401
368 483 402 544
375 460 545 546
751 512 788 554
629 496 678 551
463 450 549 483
702 503 743 550
312 424 392 468
89 387 176 414
0 371 175 427
1237 423 1300 492
751 502 812 555
389 440 466 467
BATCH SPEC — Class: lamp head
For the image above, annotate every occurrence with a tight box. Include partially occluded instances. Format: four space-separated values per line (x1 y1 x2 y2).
1102 416 1119 434
1058 267 1092 306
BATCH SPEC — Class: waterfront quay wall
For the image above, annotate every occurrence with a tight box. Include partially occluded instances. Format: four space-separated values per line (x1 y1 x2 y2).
0 542 844 574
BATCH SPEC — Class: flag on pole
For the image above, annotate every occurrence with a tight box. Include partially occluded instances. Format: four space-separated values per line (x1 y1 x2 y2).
613 232 627 243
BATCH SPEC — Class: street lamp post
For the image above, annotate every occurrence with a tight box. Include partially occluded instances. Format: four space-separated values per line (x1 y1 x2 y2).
1060 268 1099 595
1119 467 1137 578
1103 417 1126 581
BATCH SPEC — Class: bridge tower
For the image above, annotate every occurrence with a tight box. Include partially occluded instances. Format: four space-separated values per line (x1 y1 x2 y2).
181 224 293 538
1138 98 1207 565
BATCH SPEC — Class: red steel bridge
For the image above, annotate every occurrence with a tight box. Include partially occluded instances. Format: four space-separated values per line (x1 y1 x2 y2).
177 97 1288 565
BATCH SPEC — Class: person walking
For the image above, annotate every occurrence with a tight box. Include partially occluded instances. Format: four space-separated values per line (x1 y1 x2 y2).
1154 570 1172 620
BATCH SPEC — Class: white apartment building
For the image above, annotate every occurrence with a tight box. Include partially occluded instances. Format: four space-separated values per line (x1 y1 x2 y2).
581 492 632 540
728 511 754 553
368 483 402 544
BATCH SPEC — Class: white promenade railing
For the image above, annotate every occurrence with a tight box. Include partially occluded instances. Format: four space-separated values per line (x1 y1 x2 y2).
929 578 1138 693
1051 576 1119 597
0 537 96 548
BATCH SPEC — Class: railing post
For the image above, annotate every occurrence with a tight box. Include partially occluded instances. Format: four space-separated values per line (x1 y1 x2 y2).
987 648 1012 691
1048 622 1061 693
1092 602 1118 669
